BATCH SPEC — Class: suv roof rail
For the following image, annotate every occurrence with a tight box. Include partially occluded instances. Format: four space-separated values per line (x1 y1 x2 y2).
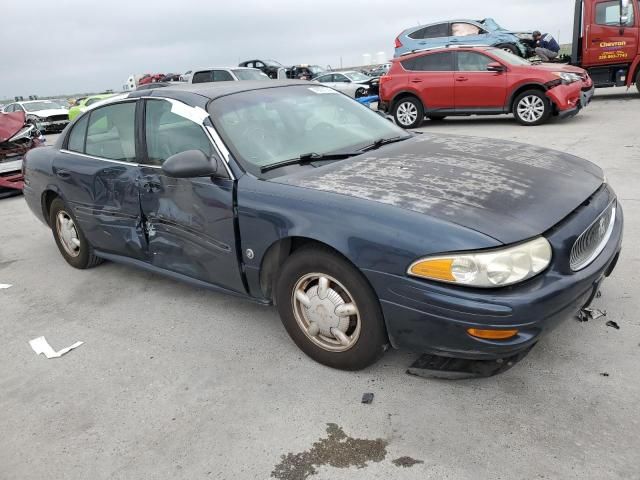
398 44 491 57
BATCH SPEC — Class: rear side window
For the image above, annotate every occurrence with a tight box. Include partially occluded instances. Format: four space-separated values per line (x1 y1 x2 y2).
192 71 213 83
408 23 449 40
143 99 213 166
402 52 454 71
457 52 493 71
451 23 482 36
67 115 89 153
213 70 234 82
85 102 136 162
595 0 635 26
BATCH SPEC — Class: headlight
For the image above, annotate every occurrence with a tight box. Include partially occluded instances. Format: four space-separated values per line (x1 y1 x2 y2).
552 72 581 84
408 237 552 288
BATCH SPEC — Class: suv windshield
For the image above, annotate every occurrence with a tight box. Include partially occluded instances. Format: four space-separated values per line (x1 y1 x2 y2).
232 69 269 80
209 85 409 176
23 101 59 112
489 48 531 66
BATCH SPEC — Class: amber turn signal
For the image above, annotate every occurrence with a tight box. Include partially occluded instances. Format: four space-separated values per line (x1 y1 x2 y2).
467 328 519 340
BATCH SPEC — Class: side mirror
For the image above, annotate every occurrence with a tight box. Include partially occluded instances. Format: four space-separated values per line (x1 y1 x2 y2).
621 0 630 23
487 62 506 72
161 149 225 178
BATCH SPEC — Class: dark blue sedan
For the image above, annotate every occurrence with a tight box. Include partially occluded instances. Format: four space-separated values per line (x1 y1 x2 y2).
22 81 622 373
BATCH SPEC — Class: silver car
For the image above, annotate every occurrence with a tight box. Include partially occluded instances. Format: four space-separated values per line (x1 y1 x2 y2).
312 71 371 98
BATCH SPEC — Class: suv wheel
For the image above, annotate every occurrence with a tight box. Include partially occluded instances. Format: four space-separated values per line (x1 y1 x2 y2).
513 90 551 126
635 69 640 94
275 247 387 370
496 43 519 56
393 97 424 129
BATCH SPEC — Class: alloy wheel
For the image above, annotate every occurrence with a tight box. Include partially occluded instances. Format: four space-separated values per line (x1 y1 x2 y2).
396 101 418 127
291 273 361 352
516 95 545 123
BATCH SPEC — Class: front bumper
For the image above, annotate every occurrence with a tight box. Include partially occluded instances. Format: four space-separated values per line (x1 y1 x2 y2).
38 120 69 132
549 82 594 119
365 185 623 360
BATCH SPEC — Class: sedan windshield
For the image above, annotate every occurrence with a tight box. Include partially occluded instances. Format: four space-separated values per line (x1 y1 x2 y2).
489 49 532 66
344 72 371 82
209 85 410 175
264 60 283 67
232 69 269 80
23 101 59 112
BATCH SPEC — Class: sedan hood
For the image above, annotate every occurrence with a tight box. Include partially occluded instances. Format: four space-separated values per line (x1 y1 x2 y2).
529 63 586 75
275 134 604 244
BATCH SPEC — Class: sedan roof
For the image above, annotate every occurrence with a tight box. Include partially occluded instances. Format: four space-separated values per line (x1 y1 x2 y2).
126 80 310 107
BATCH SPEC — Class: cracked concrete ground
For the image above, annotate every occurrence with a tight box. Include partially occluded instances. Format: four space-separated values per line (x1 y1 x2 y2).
1 89 638 479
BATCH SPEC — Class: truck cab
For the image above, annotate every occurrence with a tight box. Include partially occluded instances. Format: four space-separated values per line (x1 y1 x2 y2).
572 0 640 90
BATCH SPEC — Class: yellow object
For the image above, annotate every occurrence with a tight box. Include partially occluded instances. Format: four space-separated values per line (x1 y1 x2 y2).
467 329 519 340
409 259 455 281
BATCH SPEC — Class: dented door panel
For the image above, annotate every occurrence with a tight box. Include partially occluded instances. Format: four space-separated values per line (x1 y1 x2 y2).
52 151 147 259
138 166 244 293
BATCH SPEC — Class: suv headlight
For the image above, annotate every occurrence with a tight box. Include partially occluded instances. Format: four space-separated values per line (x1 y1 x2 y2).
553 72 581 84
408 237 552 288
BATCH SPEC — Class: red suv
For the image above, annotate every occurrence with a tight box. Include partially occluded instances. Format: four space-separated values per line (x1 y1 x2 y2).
379 46 594 128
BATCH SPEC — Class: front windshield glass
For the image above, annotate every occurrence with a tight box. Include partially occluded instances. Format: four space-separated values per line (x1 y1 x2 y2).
264 59 283 67
344 71 370 82
233 69 269 80
209 85 409 176
23 101 59 112
489 48 531 66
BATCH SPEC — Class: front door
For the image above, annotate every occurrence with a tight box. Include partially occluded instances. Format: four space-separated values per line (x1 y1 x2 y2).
585 0 638 67
137 98 245 293
454 51 507 110
54 100 147 259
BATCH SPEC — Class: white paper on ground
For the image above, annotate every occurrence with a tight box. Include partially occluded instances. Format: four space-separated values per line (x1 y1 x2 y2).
29 336 84 359
0 284 12 289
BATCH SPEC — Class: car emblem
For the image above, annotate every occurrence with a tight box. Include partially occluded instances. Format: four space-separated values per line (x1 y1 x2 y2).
598 216 607 237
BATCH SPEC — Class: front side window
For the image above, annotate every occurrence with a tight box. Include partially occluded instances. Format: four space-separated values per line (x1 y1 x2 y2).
596 0 635 25
402 52 454 71
213 70 234 82
457 52 494 71
232 69 268 80
85 102 136 162
192 71 213 84
333 74 349 83
143 99 213 166
451 23 483 37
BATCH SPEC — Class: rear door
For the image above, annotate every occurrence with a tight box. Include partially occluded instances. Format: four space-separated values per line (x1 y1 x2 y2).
137 98 245 292
454 51 507 110
55 100 146 259
400 52 455 110
585 0 638 66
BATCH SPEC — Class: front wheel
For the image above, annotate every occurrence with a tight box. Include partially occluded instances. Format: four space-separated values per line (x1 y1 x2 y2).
496 43 520 56
275 247 388 370
513 90 551 126
635 69 640 94
393 97 424 129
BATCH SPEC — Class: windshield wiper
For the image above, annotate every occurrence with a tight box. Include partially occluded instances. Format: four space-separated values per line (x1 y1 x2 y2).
359 135 410 152
260 151 360 173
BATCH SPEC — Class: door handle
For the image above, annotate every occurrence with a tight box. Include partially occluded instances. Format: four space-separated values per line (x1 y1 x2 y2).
55 169 71 179
410 78 423 83
455 77 469 82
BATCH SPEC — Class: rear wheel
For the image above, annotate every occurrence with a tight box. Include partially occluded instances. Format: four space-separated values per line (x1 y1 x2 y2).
393 96 424 129
635 69 640 94
49 198 103 269
496 43 520 56
275 247 388 371
513 90 551 126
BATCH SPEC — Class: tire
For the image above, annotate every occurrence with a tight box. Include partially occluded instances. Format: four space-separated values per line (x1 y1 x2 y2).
428 115 446 121
275 246 388 371
393 96 424 129
355 87 367 98
49 198 103 269
513 90 552 126
635 69 640 95
496 43 520 57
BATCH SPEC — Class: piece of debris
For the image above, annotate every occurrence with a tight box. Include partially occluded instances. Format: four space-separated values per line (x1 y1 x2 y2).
600 372 610 377
271 423 388 480
595 290 602 298
392 456 424 468
361 393 374 404
577 307 607 322
605 320 620 330
0 284 12 289
29 336 83 359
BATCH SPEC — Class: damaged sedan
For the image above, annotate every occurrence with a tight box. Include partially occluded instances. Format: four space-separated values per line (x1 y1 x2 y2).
23 82 622 374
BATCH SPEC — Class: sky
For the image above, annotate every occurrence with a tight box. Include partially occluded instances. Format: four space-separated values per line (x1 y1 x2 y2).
1 0 577 98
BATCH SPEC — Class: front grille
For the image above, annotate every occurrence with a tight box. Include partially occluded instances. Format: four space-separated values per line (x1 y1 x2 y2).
46 114 68 122
570 201 616 271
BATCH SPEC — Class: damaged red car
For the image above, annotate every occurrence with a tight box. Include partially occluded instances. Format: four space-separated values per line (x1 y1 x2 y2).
0 111 45 198
379 45 594 128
